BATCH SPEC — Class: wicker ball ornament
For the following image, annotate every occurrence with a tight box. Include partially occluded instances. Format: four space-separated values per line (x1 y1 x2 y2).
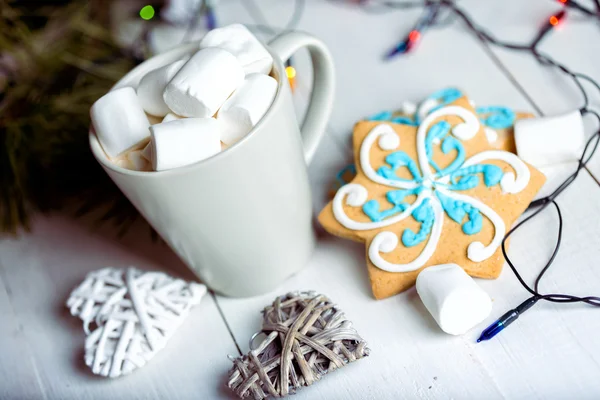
227 292 370 399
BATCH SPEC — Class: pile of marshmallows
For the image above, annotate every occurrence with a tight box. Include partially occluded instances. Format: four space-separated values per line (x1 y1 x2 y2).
91 24 278 171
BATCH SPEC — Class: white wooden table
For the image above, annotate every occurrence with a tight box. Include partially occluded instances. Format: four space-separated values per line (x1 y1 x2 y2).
2 1 600 398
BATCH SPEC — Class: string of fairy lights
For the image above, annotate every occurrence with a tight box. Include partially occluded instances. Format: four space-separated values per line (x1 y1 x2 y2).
338 0 600 339
133 0 600 338
399 0 600 339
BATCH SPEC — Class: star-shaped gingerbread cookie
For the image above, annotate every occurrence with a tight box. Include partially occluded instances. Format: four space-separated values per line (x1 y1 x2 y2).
319 94 546 299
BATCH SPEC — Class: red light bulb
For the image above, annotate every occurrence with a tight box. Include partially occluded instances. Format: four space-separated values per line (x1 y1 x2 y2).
408 30 421 43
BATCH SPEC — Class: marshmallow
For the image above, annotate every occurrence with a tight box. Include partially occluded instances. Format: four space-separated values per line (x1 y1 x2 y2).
162 113 183 123
147 114 163 125
114 159 129 169
141 142 152 162
416 264 492 335
91 87 151 158
199 24 273 75
127 149 150 171
137 60 186 117
163 48 244 118
150 118 221 171
217 73 277 145
515 110 585 168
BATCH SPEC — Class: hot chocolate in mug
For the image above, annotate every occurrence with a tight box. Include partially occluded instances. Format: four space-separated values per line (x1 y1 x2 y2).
89 32 335 297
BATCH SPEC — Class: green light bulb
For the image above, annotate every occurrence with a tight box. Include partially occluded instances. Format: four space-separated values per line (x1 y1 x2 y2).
140 5 155 21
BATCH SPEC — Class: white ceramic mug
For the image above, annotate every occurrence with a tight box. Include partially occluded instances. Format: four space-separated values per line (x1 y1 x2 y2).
89 32 335 297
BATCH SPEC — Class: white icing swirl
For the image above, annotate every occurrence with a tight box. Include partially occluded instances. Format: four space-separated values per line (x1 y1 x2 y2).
360 124 419 190
416 98 438 122
368 193 444 273
378 130 400 150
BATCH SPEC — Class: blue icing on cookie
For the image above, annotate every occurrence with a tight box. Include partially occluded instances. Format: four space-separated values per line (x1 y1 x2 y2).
391 116 418 126
435 190 465 224
449 164 503 191
425 121 451 173
437 136 466 177
335 164 357 186
427 87 463 106
402 198 435 247
368 110 393 121
362 200 406 222
362 188 422 222
423 121 466 178
378 151 422 182
476 106 516 129
366 111 418 126
447 175 480 191
415 88 463 124
387 187 421 206
435 191 483 235
462 207 483 235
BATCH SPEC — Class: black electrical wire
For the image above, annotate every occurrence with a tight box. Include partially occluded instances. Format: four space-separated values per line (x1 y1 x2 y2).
554 0 600 17
443 1 600 311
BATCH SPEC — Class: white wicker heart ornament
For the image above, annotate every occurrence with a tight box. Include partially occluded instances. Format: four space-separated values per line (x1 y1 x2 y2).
67 267 206 378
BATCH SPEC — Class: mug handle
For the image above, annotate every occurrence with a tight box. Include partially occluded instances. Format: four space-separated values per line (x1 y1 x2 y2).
269 32 335 164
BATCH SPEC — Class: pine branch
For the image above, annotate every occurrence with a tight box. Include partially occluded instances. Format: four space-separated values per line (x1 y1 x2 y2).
1 1 141 235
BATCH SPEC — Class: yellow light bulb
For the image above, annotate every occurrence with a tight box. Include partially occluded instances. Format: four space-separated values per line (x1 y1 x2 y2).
285 66 296 79
285 66 297 91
